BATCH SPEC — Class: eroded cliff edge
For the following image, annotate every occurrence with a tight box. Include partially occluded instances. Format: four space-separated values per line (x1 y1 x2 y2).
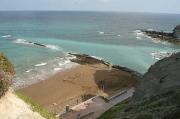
0 53 45 119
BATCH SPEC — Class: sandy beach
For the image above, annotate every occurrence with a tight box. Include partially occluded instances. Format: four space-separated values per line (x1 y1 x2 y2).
18 54 138 115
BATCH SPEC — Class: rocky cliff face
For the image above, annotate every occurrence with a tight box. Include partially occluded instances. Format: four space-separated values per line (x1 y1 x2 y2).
173 25 180 39
133 52 180 100
98 52 180 119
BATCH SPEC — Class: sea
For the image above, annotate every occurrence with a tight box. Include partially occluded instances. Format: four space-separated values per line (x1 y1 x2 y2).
0 11 179 88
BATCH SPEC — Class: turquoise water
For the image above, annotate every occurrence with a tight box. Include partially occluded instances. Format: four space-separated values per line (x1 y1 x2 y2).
0 11 179 88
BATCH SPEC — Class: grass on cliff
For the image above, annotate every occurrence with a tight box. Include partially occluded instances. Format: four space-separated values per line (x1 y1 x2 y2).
0 53 14 75
98 89 180 119
97 99 130 119
16 91 55 119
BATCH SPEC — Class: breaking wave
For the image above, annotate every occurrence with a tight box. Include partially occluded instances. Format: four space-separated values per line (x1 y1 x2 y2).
14 39 60 50
1 35 12 38
13 53 79 89
151 51 174 60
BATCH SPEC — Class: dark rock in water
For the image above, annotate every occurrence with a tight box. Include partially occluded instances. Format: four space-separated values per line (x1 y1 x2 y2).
33 42 46 47
173 25 180 38
133 52 180 100
142 25 180 44
68 53 142 79
68 53 109 65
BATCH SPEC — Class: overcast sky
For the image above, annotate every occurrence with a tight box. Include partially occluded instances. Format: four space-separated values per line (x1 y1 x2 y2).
0 0 180 14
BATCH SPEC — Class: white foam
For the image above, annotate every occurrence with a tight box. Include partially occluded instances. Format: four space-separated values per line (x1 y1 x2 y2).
1 35 11 38
147 28 154 31
136 36 142 40
25 69 33 73
98 31 104 35
46 45 60 50
54 68 62 71
133 30 146 37
91 56 103 60
13 56 79 89
14 39 60 50
151 51 172 60
35 62 47 67
14 39 33 45
58 60 71 66
117 34 121 37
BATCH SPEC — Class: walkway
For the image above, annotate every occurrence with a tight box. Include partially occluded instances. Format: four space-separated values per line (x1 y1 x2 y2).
61 87 135 119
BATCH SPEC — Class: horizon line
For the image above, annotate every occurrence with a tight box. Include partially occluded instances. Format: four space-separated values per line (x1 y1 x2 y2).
0 10 179 15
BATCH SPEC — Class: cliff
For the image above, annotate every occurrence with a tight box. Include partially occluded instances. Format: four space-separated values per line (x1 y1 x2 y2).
133 52 180 100
0 53 14 97
0 53 45 119
98 52 180 119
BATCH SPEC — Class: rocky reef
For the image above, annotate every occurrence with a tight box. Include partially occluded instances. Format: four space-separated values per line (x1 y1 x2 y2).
0 53 14 98
69 53 142 79
98 52 180 119
142 25 180 44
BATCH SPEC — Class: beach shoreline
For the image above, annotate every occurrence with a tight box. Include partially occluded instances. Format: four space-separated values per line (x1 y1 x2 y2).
17 53 139 115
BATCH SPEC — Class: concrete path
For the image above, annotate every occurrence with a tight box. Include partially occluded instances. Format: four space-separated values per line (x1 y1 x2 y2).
61 87 135 119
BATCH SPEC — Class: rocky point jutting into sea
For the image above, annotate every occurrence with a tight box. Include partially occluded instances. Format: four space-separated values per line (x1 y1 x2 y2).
142 25 180 44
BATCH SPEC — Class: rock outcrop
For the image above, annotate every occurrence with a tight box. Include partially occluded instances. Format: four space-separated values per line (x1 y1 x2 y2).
142 25 180 44
69 53 142 79
133 52 180 100
173 25 180 38
98 52 180 119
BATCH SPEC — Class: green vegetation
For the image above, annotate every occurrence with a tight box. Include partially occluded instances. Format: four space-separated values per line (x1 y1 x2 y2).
16 91 55 119
98 99 130 119
0 53 15 75
0 53 14 97
98 89 180 119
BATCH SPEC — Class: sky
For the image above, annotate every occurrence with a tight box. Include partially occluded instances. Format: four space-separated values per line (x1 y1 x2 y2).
0 0 180 14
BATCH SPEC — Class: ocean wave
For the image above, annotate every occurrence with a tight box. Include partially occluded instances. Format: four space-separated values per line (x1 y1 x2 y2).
147 28 154 31
14 39 33 45
35 62 47 67
91 56 103 60
54 68 62 71
46 45 60 50
151 38 169 45
13 54 79 89
98 31 104 35
136 36 142 40
1 35 11 38
151 51 173 60
133 30 146 38
14 39 60 50
133 30 170 45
